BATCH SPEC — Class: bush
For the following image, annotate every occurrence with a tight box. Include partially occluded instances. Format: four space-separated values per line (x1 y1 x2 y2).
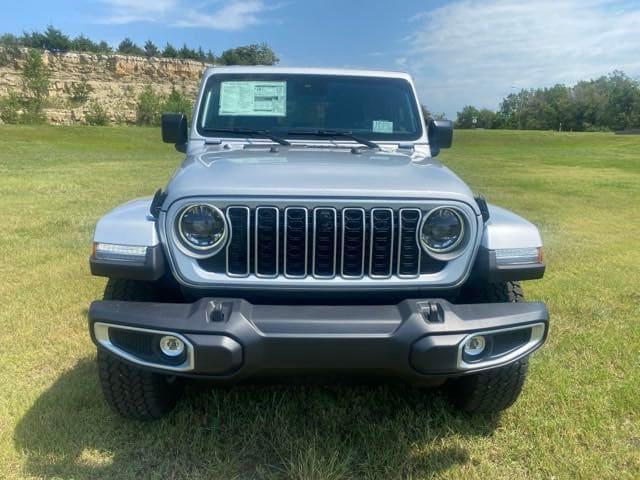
65 79 93 104
136 86 162 126
161 88 192 116
0 35 22 66
84 101 110 126
0 91 22 124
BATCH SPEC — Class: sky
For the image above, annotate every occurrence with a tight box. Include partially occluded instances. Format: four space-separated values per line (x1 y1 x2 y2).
2 0 640 118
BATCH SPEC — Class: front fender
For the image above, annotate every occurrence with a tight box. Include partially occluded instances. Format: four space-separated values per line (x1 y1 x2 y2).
481 204 542 250
91 197 166 281
93 197 160 247
471 204 545 282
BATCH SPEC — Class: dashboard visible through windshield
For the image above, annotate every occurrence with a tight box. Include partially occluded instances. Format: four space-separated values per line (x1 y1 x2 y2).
196 73 423 141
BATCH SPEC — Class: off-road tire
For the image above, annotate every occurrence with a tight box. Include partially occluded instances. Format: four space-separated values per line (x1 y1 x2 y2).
460 280 525 303
97 279 183 420
448 357 529 413
448 281 529 413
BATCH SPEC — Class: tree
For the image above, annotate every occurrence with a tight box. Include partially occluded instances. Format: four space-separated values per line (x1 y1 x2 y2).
71 34 99 53
196 47 206 62
41 25 71 52
178 43 197 60
19 49 51 123
162 42 178 58
218 43 278 65
476 108 497 129
455 105 480 129
117 38 143 56
0 33 20 48
97 41 112 54
144 40 159 58
205 49 215 63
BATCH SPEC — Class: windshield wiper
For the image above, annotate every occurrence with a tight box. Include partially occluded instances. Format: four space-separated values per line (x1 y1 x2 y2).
286 129 379 149
202 127 291 146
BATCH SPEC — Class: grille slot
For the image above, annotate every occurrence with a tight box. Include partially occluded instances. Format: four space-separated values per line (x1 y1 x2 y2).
226 206 250 276
313 208 337 278
217 205 448 280
398 208 422 277
341 208 366 278
255 207 279 277
369 208 394 278
284 207 308 278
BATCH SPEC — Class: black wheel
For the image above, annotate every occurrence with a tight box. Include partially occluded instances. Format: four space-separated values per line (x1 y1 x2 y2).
97 279 184 420
448 281 529 414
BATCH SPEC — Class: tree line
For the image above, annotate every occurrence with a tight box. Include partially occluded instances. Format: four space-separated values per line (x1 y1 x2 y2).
0 25 278 65
455 71 640 132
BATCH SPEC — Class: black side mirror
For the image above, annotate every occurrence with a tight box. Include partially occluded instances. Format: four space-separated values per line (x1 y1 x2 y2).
427 119 453 157
161 113 188 151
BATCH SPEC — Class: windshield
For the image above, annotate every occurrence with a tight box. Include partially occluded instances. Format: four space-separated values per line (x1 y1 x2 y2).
196 73 423 141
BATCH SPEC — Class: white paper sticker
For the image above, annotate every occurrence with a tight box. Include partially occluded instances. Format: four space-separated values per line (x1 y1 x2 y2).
372 120 394 133
219 81 287 116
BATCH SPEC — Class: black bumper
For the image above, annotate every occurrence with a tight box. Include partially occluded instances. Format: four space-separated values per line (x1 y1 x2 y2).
88 298 548 381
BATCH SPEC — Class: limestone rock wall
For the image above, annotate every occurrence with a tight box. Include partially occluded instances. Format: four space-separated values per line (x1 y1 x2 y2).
0 49 206 124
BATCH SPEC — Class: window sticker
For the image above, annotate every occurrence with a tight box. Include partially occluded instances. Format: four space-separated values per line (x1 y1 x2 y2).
372 120 394 133
219 81 287 116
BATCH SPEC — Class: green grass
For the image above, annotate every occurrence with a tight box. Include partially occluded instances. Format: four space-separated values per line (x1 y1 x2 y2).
0 125 638 479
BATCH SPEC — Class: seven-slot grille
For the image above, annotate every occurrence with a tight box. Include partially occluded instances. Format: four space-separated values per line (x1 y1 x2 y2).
223 206 441 279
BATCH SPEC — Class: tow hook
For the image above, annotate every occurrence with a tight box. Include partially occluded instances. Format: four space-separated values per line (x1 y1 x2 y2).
417 301 444 323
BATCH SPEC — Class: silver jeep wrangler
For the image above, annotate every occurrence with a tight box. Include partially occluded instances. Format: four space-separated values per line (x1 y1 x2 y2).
88 67 548 420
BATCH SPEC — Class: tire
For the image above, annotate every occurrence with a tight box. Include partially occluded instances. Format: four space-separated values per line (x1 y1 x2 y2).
447 281 529 414
103 278 163 302
459 280 525 304
447 357 529 413
97 279 184 420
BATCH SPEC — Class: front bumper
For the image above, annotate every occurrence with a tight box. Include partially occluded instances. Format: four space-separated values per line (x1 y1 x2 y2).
88 298 548 381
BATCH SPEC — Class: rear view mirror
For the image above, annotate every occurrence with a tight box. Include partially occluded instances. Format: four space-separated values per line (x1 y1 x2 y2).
161 113 188 151
428 119 453 157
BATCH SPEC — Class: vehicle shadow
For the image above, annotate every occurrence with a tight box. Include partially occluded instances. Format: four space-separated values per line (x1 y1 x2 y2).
14 358 498 479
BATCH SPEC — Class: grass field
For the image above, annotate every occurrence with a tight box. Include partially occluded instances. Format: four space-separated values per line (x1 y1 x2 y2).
0 125 638 479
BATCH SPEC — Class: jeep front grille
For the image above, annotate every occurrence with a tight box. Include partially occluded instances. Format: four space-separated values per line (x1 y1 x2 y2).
221 206 443 279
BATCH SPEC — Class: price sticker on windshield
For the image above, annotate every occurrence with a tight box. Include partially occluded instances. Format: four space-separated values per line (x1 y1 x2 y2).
219 81 287 117
372 120 393 133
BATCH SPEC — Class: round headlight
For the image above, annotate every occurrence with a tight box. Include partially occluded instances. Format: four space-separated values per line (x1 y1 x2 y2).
420 207 465 253
177 204 227 255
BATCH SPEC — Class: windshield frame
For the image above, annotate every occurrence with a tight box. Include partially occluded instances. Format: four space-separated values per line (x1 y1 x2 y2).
194 72 425 143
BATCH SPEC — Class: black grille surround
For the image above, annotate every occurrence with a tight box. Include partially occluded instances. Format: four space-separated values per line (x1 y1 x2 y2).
217 205 447 280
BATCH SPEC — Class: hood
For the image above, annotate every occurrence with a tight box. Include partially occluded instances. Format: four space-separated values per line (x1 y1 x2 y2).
163 146 475 207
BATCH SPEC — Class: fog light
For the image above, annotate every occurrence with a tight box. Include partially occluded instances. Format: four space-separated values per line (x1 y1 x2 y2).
464 335 486 356
159 335 185 357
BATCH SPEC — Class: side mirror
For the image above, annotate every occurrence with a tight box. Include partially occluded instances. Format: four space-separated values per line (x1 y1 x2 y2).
427 119 453 157
161 113 188 150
